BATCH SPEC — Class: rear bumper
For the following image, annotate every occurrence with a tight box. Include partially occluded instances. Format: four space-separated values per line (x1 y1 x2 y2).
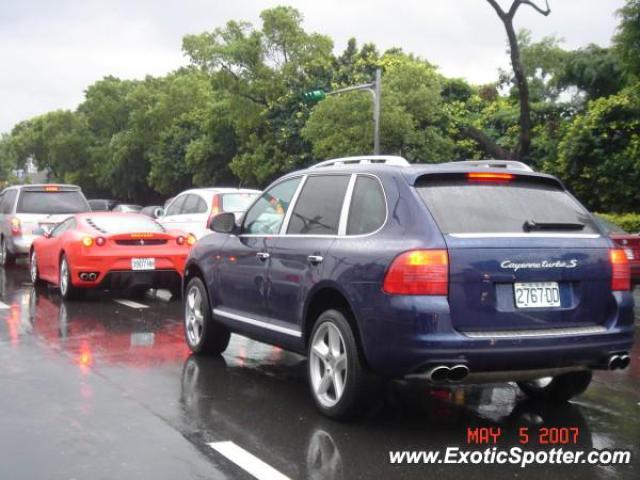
6 235 35 255
357 293 636 378
68 252 186 290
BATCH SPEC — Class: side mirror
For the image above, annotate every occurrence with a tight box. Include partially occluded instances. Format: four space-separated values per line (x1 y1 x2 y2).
209 212 237 234
154 207 165 218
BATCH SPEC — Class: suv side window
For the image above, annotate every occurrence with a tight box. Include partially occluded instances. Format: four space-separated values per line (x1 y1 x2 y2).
192 195 208 214
1 190 17 214
347 175 386 235
287 175 350 235
243 178 301 235
165 195 186 216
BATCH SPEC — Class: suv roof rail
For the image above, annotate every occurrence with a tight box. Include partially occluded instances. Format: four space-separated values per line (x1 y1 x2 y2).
439 159 534 172
310 155 410 169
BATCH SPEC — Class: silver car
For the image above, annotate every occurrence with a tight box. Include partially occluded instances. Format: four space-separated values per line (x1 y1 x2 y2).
0 184 90 266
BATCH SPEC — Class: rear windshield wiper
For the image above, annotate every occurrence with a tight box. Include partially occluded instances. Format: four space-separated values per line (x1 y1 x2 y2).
522 220 585 232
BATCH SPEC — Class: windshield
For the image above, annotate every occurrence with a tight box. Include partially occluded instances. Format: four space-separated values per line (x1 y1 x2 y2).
222 193 259 212
17 191 89 215
416 178 599 234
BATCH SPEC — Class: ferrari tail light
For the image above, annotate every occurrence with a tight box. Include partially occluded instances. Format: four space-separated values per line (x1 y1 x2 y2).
610 248 631 291
383 249 449 295
81 236 94 247
10 217 21 236
95 237 106 246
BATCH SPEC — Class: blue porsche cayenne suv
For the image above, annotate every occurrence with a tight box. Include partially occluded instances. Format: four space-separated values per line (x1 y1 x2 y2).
182 156 634 419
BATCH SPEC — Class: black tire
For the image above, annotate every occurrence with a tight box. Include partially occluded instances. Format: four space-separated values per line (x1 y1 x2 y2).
307 309 378 419
0 237 15 267
184 276 230 354
29 250 45 287
59 254 84 301
517 370 593 403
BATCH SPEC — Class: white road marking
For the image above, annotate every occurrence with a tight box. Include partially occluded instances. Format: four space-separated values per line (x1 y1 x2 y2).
0 301 9 309
208 441 291 480
113 299 149 309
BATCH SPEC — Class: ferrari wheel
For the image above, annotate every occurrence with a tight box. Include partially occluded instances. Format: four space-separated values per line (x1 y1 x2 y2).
59 255 84 301
30 250 44 286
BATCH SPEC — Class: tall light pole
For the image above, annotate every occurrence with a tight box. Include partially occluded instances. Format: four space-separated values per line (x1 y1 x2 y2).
303 68 382 155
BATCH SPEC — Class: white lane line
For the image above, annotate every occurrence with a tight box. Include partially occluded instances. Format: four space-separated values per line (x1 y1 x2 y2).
208 441 291 480
0 301 9 309
113 299 149 309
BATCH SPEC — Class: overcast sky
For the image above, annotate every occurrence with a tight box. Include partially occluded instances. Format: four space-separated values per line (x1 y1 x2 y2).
0 0 626 134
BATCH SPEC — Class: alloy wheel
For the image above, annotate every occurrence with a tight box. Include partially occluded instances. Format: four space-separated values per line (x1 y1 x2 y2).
310 322 348 408
30 252 38 283
185 285 204 346
60 258 69 296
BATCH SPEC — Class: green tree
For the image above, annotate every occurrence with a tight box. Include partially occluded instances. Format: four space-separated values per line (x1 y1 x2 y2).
551 84 640 212
183 6 334 185
614 0 640 80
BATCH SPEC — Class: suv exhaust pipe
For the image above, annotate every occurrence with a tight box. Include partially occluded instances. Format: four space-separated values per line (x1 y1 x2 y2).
425 364 470 383
448 364 470 382
606 353 630 370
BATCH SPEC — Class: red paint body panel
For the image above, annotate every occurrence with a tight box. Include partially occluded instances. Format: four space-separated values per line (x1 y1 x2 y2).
32 213 192 289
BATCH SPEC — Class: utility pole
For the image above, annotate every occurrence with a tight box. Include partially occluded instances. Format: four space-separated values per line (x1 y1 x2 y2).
302 68 382 155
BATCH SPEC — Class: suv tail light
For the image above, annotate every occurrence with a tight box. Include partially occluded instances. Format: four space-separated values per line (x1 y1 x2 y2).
10 217 21 236
383 249 448 295
610 248 631 291
207 194 221 229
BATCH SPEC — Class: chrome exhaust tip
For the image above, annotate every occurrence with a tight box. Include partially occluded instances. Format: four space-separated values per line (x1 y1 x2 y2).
79 273 88 280
618 355 630 370
427 365 450 383
88 273 97 280
447 364 470 382
608 355 622 370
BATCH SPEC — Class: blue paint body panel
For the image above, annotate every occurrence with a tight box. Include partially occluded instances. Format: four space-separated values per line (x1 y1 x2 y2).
185 164 635 378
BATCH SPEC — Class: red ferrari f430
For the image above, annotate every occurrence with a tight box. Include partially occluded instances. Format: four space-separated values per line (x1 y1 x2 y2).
30 213 195 300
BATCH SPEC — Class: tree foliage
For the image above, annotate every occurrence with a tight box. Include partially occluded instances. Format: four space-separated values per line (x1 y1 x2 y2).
0 2 638 215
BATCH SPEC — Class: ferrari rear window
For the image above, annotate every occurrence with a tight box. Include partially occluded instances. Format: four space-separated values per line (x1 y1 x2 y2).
85 215 165 234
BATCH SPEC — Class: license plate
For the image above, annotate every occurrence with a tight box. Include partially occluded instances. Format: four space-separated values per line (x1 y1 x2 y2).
514 282 560 309
131 258 155 271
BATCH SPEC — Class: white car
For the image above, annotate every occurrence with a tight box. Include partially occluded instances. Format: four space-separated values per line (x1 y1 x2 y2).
158 188 261 239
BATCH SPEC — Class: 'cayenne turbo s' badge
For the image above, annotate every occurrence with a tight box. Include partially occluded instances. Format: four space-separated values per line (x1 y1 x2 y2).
500 260 578 272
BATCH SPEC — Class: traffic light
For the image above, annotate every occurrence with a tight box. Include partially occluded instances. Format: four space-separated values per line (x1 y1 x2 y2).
302 90 326 103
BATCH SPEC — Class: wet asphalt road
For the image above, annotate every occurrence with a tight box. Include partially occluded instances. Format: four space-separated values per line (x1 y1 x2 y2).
0 262 638 480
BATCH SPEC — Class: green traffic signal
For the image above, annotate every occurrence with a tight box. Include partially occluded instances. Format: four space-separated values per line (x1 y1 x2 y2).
302 90 326 103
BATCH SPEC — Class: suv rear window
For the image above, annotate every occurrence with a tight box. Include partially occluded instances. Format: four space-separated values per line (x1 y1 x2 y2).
17 191 89 214
416 177 599 234
222 193 259 212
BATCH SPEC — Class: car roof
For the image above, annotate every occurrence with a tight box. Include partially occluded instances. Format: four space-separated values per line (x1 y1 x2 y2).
2 183 81 191
175 187 262 196
285 162 562 186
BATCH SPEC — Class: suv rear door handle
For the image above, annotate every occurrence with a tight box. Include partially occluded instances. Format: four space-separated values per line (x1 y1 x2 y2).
307 255 324 265
256 251 270 261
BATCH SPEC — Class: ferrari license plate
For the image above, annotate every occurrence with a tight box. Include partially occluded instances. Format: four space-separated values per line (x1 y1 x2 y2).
131 258 155 271
514 282 560 309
